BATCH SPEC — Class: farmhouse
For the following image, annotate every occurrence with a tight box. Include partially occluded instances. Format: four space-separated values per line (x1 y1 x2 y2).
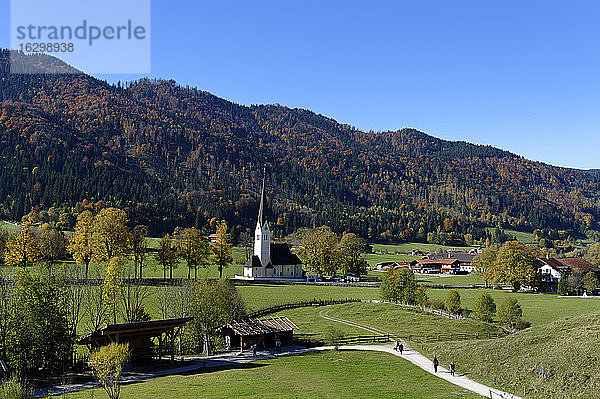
375 261 411 271
411 258 460 274
237 171 303 281
538 257 599 290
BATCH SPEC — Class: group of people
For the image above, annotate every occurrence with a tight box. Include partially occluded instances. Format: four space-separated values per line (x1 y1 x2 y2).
393 340 404 354
432 355 455 376
250 339 282 357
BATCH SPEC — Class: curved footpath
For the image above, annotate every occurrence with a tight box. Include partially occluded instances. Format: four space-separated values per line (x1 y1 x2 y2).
39 343 521 399
318 308 522 399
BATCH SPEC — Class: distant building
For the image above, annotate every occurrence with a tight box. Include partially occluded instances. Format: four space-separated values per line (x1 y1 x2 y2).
237 170 303 281
539 257 599 284
376 261 411 271
411 258 461 274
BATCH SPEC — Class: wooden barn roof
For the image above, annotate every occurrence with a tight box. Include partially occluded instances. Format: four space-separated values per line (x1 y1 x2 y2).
219 316 299 337
78 317 192 345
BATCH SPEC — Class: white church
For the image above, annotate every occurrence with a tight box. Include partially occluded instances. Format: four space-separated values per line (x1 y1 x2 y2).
237 172 304 281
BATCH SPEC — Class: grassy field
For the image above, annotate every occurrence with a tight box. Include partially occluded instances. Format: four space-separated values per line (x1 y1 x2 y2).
424 312 600 399
63 350 482 399
426 288 600 326
416 273 486 285
484 228 536 244
0 221 19 233
273 302 501 343
364 253 420 268
237 284 379 310
370 242 476 254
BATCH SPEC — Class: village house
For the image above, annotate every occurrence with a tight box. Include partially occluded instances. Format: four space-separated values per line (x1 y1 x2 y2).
410 258 461 274
375 261 411 271
538 257 600 291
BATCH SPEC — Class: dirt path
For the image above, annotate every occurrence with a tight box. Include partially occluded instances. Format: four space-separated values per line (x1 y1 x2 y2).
318 309 522 399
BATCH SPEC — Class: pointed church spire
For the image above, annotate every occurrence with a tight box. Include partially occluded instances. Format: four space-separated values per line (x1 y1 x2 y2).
257 166 267 226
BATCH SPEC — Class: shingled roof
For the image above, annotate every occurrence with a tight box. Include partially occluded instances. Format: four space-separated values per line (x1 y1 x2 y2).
417 259 460 266
218 316 299 337
559 257 599 274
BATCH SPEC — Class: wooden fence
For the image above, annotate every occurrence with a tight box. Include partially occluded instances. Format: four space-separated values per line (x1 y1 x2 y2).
247 298 361 318
405 331 506 343
294 330 506 347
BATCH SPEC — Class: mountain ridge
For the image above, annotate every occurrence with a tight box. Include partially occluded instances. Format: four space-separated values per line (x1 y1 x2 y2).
1 50 599 246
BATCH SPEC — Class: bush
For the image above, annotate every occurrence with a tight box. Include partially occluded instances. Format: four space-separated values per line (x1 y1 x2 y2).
327 327 345 350
498 298 522 327
444 290 461 314
0 377 30 399
89 343 130 399
557 277 569 296
515 320 531 330
472 293 496 322
428 299 445 310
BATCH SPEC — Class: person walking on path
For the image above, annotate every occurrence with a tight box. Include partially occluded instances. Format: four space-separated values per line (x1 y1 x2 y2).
394 341 400 351
398 343 404 355
252 344 257 357
450 361 455 376
433 355 439 373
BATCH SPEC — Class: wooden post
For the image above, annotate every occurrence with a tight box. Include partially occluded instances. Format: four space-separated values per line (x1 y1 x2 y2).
169 328 175 367
158 334 163 361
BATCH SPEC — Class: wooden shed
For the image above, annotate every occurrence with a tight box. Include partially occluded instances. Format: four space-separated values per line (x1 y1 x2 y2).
218 316 299 350
78 317 192 365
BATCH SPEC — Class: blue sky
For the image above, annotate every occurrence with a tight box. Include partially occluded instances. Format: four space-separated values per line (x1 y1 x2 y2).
2 0 600 169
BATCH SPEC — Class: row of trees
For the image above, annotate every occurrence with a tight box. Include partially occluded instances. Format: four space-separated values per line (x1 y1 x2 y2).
296 226 368 276
11 207 235 281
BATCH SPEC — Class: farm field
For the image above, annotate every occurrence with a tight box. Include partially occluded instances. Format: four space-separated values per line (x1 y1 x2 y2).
62 350 482 399
273 302 501 343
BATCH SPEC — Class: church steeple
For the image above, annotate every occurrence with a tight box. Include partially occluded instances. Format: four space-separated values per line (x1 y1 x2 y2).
257 167 267 226
254 167 271 270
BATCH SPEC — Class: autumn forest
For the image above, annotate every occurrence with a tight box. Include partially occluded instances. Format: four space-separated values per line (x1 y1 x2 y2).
1 50 599 248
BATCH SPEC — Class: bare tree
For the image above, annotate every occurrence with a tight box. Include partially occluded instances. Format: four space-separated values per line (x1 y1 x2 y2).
119 265 151 323
156 282 194 354
84 285 107 333
59 265 87 365
131 225 149 279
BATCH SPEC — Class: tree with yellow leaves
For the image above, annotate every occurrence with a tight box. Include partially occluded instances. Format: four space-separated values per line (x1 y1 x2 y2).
91 208 131 265
89 342 130 399
103 257 122 324
176 227 210 279
4 217 40 269
67 210 94 279
211 221 233 279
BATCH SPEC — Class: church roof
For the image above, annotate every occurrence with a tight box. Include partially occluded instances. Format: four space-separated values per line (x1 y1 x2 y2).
257 168 267 226
271 243 302 266
245 255 262 268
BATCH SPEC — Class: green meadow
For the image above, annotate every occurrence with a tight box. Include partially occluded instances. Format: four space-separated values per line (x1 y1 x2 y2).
63 350 482 399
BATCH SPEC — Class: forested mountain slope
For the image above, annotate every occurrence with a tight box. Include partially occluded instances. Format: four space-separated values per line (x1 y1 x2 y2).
1 50 599 244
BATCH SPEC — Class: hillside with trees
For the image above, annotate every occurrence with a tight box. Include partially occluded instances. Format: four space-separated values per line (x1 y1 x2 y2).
2 50 600 247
